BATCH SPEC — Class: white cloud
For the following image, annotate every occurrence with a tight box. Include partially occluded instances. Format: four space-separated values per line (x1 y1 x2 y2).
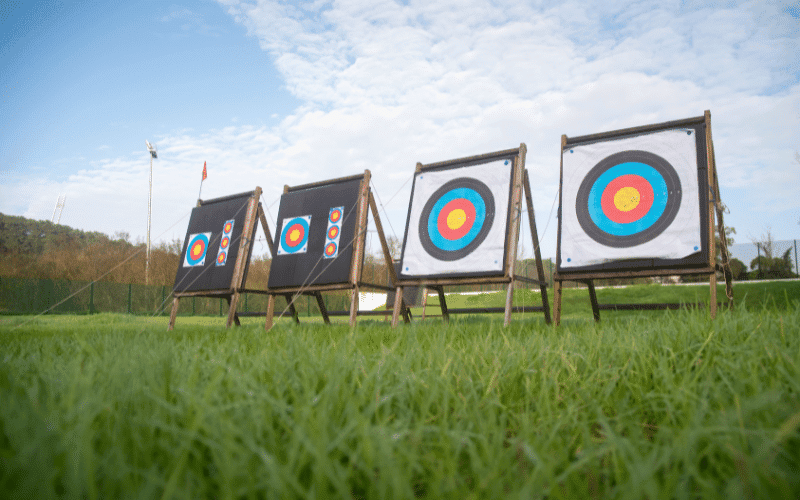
3 0 798 257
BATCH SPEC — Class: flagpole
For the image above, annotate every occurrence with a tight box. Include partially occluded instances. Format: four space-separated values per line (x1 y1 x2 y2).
198 161 206 201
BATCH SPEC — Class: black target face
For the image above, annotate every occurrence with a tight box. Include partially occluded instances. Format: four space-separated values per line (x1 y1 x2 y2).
576 150 682 248
418 177 495 261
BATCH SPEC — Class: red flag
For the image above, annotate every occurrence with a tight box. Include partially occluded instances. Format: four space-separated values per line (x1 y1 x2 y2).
202 161 207 181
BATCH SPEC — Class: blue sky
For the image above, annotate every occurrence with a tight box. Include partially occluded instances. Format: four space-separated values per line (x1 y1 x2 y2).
1 0 798 262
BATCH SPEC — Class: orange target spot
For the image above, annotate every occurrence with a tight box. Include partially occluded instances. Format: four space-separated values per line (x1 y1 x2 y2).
446 209 467 230
613 187 640 212
600 174 654 224
437 198 475 240
191 242 204 258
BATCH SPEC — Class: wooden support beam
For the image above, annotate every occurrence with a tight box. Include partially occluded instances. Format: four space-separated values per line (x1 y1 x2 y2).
523 168 552 324
265 294 275 331
314 292 331 324
168 297 180 331
587 281 600 322
553 281 563 326
435 286 449 323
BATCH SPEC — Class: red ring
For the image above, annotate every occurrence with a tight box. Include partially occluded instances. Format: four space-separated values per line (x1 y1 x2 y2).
600 174 654 224
190 240 206 258
436 198 476 240
284 223 306 248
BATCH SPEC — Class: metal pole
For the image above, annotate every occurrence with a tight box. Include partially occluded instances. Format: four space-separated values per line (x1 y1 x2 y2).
146 154 153 285
794 239 798 277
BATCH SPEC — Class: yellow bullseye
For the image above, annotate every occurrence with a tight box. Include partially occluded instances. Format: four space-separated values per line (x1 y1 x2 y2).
191 244 203 257
446 209 467 230
289 229 301 242
613 187 640 212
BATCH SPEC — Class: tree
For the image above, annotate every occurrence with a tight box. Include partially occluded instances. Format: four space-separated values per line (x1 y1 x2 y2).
728 257 748 281
750 248 796 280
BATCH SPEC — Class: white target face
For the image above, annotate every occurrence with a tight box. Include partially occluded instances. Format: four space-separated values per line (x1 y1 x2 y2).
560 128 702 268
400 159 512 277
183 232 212 267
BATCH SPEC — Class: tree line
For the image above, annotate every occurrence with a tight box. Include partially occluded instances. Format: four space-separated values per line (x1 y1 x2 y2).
0 213 390 289
3 213 791 288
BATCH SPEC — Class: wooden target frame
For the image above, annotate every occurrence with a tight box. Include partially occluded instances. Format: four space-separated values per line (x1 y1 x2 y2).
264 170 410 329
168 187 283 329
391 144 551 327
553 111 733 324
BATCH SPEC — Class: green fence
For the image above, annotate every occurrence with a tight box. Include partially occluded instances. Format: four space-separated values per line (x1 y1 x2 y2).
0 276 351 317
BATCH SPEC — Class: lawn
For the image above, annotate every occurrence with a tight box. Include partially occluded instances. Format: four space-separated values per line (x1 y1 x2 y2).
1 281 799 498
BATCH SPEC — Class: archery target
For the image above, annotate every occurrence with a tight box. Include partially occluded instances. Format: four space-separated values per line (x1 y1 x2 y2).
561 128 701 268
278 215 311 255
215 219 235 267
418 178 495 261
400 159 512 277
323 206 344 259
184 232 211 267
324 241 338 257
174 192 255 293
268 178 362 288
329 207 342 224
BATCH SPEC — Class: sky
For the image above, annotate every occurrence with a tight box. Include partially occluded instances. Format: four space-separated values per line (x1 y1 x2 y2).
1 0 798 263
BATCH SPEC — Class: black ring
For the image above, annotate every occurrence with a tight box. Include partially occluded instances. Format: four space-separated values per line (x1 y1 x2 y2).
418 177 495 261
575 150 682 248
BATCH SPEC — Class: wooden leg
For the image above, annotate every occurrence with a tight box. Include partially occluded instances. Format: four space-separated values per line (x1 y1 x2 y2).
401 299 411 323
587 280 600 322
540 283 551 325
349 286 359 327
504 280 514 327
436 286 449 323
167 297 180 331
421 287 428 320
265 294 275 331
226 294 242 328
553 281 562 326
709 271 718 319
283 294 300 324
314 292 331 324
391 286 403 328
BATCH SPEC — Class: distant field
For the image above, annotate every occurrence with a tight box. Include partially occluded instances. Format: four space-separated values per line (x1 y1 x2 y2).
1 281 799 498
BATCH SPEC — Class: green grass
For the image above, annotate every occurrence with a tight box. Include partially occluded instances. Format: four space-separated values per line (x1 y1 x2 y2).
1 283 799 499
412 280 800 321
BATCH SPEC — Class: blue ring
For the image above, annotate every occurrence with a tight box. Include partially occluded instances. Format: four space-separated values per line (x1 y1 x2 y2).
280 217 310 254
587 162 668 236
427 187 486 251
